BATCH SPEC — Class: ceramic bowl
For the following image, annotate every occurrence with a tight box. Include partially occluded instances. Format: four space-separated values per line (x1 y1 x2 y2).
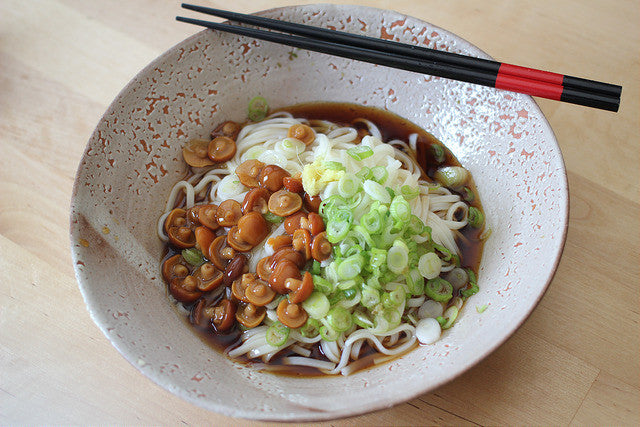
70 4 568 421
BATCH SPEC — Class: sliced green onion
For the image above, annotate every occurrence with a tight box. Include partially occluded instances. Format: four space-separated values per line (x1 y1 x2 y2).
387 245 409 274
181 248 205 266
425 277 453 302
347 145 374 161
400 185 420 201
418 252 442 279
266 322 290 346
247 96 268 121
406 268 424 295
319 195 348 217
319 324 339 341
325 209 352 243
370 166 388 184
337 254 364 280
363 180 391 204
438 306 459 329
311 260 321 275
324 160 346 171
432 144 446 163
462 187 475 202
337 279 358 291
300 318 321 337
263 211 283 224
302 291 330 319
352 310 374 328
368 248 387 269
383 307 402 327
433 166 469 190
277 137 305 158
338 174 361 199
389 286 406 306
461 268 479 298
433 243 453 262
342 288 357 300
406 214 424 235
468 207 484 228
361 285 380 308
390 195 411 222
355 166 372 181
326 306 353 332
361 209 384 235
476 304 488 314
312 275 333 294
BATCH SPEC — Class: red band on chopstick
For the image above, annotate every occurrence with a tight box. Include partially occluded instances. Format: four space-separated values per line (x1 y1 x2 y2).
495 74 563 100
499 63 564 86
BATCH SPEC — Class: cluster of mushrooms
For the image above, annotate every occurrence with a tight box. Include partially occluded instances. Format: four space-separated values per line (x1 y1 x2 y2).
162 121 333 334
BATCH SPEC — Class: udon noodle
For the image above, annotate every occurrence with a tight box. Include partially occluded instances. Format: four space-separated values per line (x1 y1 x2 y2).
158 103 485 376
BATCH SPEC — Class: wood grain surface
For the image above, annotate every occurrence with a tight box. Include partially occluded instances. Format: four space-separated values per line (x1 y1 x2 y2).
1 0 638 425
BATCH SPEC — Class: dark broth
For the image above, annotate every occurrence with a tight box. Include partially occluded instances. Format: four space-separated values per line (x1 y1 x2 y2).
165 102 486 377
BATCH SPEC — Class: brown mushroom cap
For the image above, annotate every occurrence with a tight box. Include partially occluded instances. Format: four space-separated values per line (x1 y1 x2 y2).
197 204 220 230
231 274 252 303
186 205 202 226
286 271 314 304
256 257 272 281
211 299 237 332
303 193 322 213
236 211 269 246
194 226 216 254
244 278 276 306
242 188 270 215
311 231 332 261
226 226 253 252
162 254 191 282
164 208 188 234
169 276 202 303
292 228 312 260
258 165 290 192
235 303 266 328
183 138 216 168
167 226 196 249
236 159 265 188
208 235 230 270
268 259 301 294
276 299 308 328
282 175 304 193
216 199 242 227
287 124 315 146
212 120 241 140
223 253 248 286
208 136 236 163
268 190 302 217
267 235 293 251
194 262 224 292
270 247 306 269
307 212 325 235
284 212 307 235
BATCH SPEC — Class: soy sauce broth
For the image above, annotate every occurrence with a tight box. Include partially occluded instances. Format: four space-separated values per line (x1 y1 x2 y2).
165 102 486 377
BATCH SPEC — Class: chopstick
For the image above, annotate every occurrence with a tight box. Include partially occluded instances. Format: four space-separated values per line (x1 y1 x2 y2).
176 5 621 112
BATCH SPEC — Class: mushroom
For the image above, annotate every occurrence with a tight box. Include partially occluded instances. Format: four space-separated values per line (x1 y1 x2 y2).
194 226 216 254
276 299 308 328
258 165 290 192
208 136 236 163
284 212 307 234
211 120 241 140
256 257 272 281
231 273 253 303
268 190 302 217
169 275 202 303
207 235 231 270
244 278 276 306
211 299 237 332
270 247 305 269
307 212 325 235
311 231 332 261
182 138 215 168
286 124 315 146
267 235 293 251
268 259 301 294
242 188 270 214
216 199 242 227
186 205 202 226
235 302 266 328
162 254 191 282
193 262 224 292
292 228 312 260
196 204 220 230
226 226 253 252
303 193 322 213
167 226 196 249
164 208 188 233
236 159 265 188
283 175 304 193
223 253 248 286
236 211 269 246
285 271 314 304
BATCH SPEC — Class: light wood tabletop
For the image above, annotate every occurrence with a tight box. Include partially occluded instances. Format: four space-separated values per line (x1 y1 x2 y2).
1 0 638 425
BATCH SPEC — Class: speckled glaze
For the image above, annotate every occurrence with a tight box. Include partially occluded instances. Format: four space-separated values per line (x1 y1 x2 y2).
70 4 568 421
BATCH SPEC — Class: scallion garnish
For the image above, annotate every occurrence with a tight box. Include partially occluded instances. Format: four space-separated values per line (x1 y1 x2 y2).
247 96 268 121
347 145 374 160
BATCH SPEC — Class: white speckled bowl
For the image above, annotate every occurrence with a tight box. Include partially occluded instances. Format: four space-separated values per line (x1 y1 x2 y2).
70 4 568 421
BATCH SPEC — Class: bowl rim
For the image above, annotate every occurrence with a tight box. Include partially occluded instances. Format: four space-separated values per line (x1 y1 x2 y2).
70 3 569 421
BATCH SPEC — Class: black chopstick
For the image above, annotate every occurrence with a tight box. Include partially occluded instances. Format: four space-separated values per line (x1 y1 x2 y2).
181 4 621 100
176 10 621 112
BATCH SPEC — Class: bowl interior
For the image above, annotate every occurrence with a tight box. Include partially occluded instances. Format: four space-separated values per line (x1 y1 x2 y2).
70 4 568 421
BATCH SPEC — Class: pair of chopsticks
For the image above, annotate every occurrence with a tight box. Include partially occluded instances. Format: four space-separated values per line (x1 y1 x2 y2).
176 4 622 112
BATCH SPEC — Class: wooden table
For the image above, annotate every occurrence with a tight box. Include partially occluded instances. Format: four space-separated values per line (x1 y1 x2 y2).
1 0 638 424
